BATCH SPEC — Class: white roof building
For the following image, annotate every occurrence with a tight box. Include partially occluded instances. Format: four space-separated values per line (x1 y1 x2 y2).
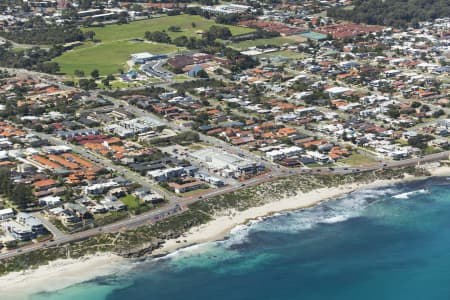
325 87 353 96
0 208 14 221
39 196 62 207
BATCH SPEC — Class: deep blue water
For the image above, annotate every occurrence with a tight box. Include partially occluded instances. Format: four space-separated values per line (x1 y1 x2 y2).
30 177 450 300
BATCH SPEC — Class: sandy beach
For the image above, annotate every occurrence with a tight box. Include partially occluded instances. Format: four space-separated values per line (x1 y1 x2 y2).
155 165 450 255
0 253 124 300
154 178 402 255
2 164 450 299
427 164 450 177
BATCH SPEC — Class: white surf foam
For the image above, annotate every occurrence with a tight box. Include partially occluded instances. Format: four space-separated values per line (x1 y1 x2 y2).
392 189 428 199
226 186 403 237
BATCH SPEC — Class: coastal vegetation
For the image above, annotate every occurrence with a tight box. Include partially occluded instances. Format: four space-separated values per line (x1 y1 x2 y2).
0 166 428 275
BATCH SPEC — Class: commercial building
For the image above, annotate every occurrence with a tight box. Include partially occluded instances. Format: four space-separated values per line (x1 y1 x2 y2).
147 166 186 182
191 149 262 178
168 180 205 194
131 52 167 64
201 4 251 15
16 212 46 235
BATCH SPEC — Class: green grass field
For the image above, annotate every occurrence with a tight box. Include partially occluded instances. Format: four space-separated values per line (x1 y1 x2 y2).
260 50 305 59
53 41 181 75
120 195 141 209
339 153 377 166
53 15 254 76
84 15 254 42
230 37 294 50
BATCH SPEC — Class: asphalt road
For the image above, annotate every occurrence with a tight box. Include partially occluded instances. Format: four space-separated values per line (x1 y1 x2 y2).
1 149 448 261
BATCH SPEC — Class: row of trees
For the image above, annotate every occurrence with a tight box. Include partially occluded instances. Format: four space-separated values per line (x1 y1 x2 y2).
328 0 450 28
144 27 257 71
1 24 85 45
0 44 62 74
144 25 233 45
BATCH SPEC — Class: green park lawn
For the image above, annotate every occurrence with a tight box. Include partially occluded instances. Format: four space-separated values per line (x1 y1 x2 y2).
53 40 181 76
84 15 254 42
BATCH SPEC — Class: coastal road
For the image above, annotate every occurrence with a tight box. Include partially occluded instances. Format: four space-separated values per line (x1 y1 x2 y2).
2 149 448 261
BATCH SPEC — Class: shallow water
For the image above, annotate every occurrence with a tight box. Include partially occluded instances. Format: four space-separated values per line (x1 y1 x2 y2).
30 177 450 300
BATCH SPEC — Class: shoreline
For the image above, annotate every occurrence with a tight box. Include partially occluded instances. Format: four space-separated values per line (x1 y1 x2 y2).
2 165 450 299
153 165 450 255
153 178 400 255
0 253 125 300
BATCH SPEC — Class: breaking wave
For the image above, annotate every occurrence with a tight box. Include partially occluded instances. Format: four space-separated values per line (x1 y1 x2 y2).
220 185 402 245
392 189 429 199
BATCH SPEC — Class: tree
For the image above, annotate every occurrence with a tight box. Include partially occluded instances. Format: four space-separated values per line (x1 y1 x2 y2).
0 168 12 197
144 31 171 43
79 78 97 90
168 26 181 32
420 105 430 113
11 183 34 209
101 78 111 87
387 107 400 118
411 101 421 108
74 70 85 77
196 69 209 78
36 62 60 74
91 69 99 79
173 36 189 47
215 13 239 25
408 134 433 150
83 31 96 41
432 109 445 118
203 26 232 40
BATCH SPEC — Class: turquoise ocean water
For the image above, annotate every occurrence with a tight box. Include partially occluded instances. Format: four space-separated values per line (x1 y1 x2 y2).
29 177 450 300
